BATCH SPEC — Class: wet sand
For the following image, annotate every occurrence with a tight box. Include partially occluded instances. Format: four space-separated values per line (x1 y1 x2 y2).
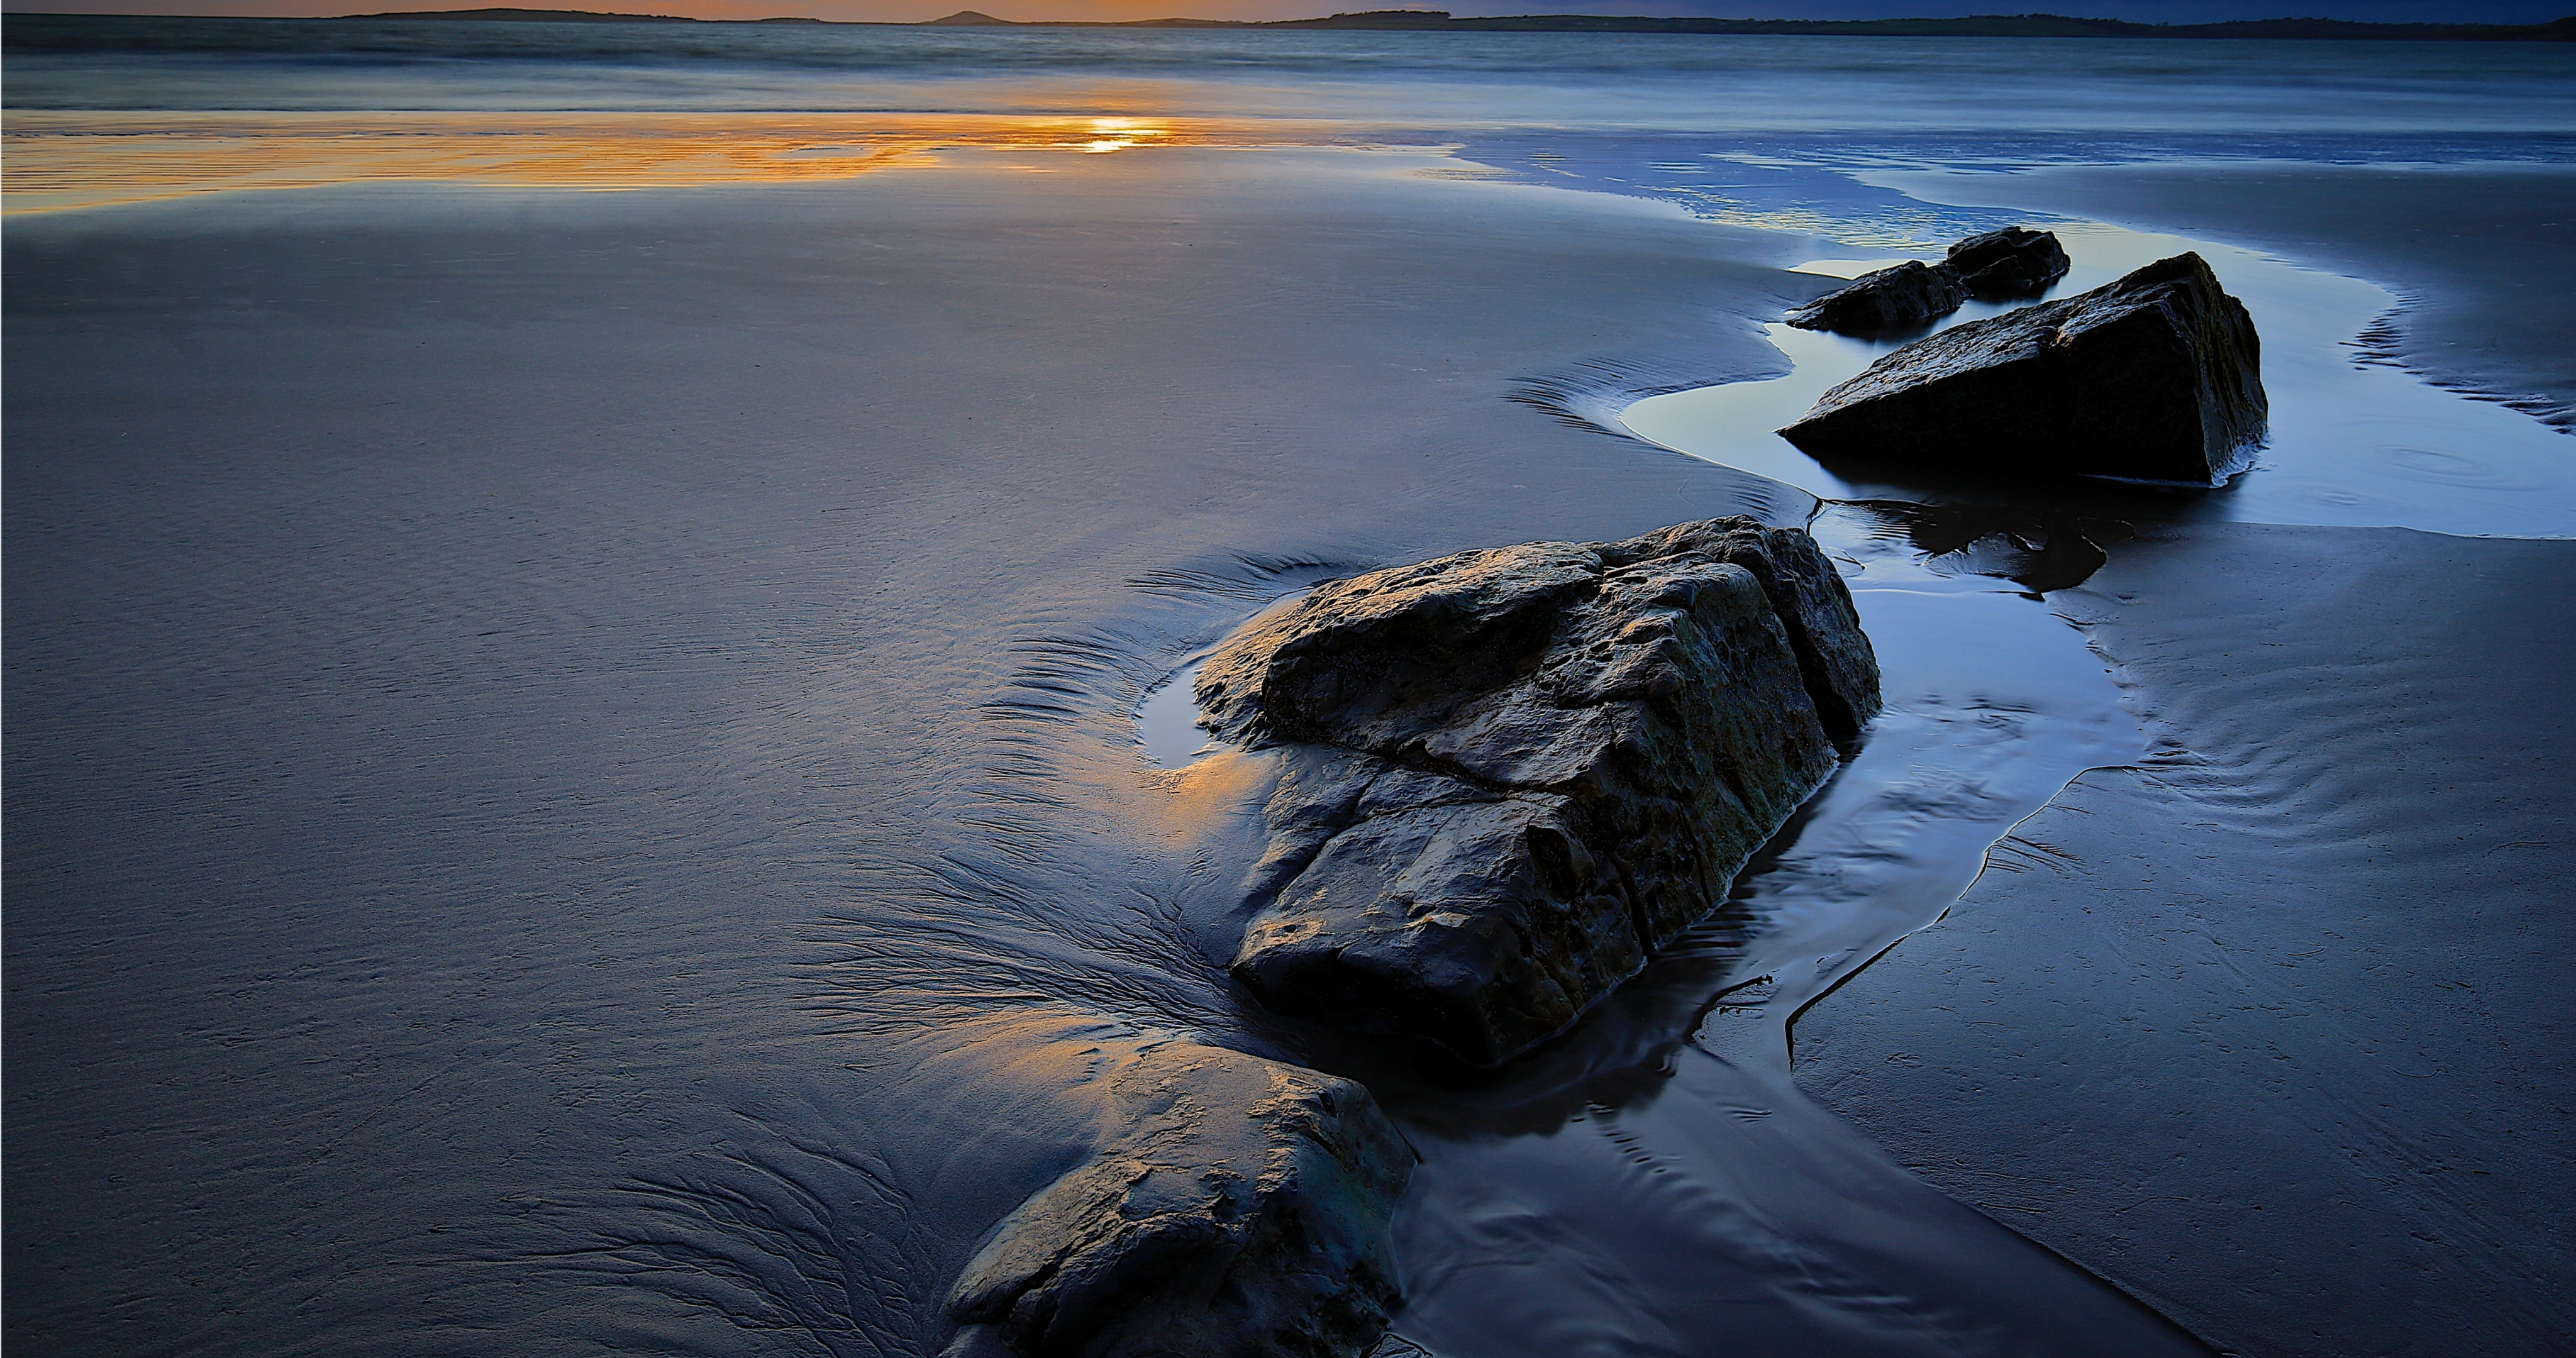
1785 160 2576 1357
3 150 1816 1355
9 145 2572 1356
1795 523 2576 1356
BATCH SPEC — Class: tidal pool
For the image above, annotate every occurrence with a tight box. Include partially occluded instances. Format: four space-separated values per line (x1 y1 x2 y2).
1622 222 2575 541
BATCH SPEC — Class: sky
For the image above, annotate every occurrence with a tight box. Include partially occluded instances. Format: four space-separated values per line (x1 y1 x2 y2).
8 0 2568 24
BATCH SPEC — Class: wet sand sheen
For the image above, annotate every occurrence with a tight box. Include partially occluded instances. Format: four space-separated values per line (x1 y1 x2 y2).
0 111 1379 216
9 116 2572 1358
3 151 1829 1356
1127 517 2164 1351
1621 224 2576 539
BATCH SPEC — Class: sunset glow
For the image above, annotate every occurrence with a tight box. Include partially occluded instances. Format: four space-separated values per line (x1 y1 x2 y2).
0 110 1325 213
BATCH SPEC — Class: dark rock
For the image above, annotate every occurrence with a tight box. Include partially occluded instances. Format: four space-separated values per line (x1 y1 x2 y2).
1785 259 1968 334
947 1040 1413 1358
1198 518 1880 1065
1944 226 2072 298
1779 252 2268 485
1784 229 2069 335
1600 519 1882 744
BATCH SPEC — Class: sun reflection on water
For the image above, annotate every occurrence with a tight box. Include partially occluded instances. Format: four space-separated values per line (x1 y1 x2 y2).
1 111 1292 214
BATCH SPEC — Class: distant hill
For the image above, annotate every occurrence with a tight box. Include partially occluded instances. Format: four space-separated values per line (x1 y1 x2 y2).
1268 11 2576 39
936 9 2576 40
309 7 2576 41
335 6 700 18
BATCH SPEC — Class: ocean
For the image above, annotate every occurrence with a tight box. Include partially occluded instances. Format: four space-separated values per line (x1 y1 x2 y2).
9 16 2575 216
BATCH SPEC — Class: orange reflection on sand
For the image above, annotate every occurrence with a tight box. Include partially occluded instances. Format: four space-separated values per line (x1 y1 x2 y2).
0 111 1331 214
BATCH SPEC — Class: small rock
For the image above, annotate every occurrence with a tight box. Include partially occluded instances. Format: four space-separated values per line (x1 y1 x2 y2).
1199 519 1880 1065
1944 226 2072 298
1785 259 1968 334
1779 252 2268 485
947 1040 1413 1358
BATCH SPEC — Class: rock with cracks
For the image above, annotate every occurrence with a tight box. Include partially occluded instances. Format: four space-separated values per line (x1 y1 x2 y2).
946 1040 1413 1358
1779 251 2268 485
1943 226 2072 298
1786 259 1968 334
1197 517 1880 1066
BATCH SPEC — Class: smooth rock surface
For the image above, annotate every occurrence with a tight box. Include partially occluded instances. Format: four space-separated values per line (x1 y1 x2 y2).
947 1039 1413 1358
1785 259 1969 334
1944 226 2072 297
1199 518 1879 1065
1780 251 2267 484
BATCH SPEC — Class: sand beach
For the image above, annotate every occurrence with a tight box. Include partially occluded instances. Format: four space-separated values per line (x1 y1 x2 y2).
6 21 2572 1358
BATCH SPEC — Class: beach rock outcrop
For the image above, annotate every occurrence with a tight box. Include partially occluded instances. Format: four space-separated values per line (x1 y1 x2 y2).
1779 252 2268 485
1197 518 1880 1066
1944 226 2072 298
1787 228 2070 334
1786 259 1968 334
946 1041 1412 1358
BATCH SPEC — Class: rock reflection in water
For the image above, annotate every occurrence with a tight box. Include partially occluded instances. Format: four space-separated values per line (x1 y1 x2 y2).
1350 564 2165 1357
1840 499 2136 595
1621 221 2575 541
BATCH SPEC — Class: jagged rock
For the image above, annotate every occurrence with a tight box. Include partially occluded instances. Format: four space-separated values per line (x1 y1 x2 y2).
1944 226 2071 298
1197 518 1880 1065
947 1040 1413 1358
1785 229 2069 336
1779 252 2268 485
1785 259 1968 334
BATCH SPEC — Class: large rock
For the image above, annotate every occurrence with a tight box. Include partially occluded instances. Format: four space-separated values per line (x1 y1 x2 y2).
947 1040 1413 1358
1779 252 2268 485
1944 226 2072 298
1785 259 1968 334
1197 518 1880 1066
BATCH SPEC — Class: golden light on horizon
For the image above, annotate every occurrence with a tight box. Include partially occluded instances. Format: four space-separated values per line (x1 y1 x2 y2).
0 111 1339 214
1079 116 1167 153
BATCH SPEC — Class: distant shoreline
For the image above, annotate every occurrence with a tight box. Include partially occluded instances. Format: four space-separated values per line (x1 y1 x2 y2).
10 9 2573 41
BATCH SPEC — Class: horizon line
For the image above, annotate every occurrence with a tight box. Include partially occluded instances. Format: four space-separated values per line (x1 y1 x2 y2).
17 6 2571 32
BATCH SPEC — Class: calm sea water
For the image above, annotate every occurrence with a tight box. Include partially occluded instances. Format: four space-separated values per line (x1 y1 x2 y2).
12 13 2576 146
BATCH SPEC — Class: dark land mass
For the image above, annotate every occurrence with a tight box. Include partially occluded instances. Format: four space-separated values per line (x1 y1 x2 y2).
367 8 2576 38
334 5 698 18
12 7 2567 39
1197 10 2576 39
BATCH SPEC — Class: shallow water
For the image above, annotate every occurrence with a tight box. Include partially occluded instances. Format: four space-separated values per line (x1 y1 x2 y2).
1136 655 1218 768
1374 567 2164 1356
1622 222 2576 540
13 16 2574 143
1126 491 2162 1353
9 19 2573 216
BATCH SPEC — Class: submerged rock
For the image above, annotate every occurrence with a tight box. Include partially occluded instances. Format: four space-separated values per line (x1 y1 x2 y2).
947 1040 1412 1358
1779 252 2268 485
1197 518 1880 1066
1785 259 1968 334
1944 226 2072 298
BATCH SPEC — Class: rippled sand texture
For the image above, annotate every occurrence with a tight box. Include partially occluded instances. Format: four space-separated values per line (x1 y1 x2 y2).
1797 523 2576 1357
3 153 1814 1356
11 19 2576 1358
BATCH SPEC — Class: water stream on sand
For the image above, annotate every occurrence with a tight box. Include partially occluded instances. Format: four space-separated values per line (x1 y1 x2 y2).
1624 221 2576 541
1138 214 2570 1356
